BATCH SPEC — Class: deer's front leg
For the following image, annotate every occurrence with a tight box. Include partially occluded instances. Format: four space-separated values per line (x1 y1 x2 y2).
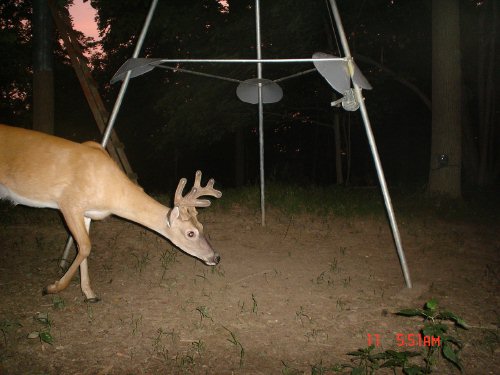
43 208 98 301
79 257 99 302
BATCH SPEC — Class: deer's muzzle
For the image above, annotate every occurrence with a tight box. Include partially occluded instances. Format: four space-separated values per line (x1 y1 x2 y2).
205 253 221 266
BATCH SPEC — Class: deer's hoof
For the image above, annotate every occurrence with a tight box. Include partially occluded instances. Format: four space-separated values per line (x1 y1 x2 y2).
85 297 101 303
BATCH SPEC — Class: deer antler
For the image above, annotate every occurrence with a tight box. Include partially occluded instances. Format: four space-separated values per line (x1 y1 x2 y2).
174 170 222 208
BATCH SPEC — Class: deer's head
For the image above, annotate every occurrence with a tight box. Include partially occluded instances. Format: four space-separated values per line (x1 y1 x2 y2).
166 171 222 266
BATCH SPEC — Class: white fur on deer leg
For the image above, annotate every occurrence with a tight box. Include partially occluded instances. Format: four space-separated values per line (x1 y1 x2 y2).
80 258 99 302
80 218 99 301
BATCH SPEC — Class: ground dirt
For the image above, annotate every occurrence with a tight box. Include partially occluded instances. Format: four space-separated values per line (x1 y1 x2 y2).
0 204 499 374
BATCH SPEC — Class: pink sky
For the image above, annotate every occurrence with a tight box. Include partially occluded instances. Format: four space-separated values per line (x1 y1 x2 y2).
69 0 100 40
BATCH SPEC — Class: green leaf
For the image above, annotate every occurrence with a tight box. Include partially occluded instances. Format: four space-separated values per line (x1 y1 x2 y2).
396 308 424 317
52 296 66 310
39 331 54 345
347 345 375 357
425 299 438 311
346 350 365 357
403 364 426 375
381 359 402 368
34 312 50 325
442 342 463 371
351 367 365 375
438 311 469 329
422 322 447 337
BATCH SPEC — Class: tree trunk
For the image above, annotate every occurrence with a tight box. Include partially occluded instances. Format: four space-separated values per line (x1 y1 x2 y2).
428 0 462 198
33 0 54 134
476 0 497 187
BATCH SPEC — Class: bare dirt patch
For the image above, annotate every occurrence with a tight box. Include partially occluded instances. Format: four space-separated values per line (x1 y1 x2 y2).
0 205 499 374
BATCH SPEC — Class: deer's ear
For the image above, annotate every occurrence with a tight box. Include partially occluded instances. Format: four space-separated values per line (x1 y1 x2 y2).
166 206 180 228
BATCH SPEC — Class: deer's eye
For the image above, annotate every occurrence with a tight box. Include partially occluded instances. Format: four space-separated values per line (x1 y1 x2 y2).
187 231 196 238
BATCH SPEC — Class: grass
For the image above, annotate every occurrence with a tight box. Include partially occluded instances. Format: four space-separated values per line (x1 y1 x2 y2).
223 325 245 368
132 252 150 273
213 183 500 223
218 183 385 217
159 247 178 281
195 306 213 325
0 318 21 346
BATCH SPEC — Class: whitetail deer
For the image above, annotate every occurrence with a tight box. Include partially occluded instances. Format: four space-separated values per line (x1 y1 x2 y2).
0 124 222 302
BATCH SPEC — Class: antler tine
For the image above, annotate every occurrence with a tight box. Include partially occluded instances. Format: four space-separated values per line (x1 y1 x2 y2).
174 171 222 208
174 177 188 206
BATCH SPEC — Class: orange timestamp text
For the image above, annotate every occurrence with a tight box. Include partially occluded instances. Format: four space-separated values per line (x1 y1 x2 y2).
367 333 441 347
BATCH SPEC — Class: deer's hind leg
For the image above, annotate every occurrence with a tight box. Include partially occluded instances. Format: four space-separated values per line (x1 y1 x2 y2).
43 208 98 301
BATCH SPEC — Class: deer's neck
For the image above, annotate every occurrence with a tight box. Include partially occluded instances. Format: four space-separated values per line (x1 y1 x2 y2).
111 183 169 235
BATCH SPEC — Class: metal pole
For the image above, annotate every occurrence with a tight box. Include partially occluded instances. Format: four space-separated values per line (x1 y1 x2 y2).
328 0 412 288
102 0 159 148
255 0 266 226
156 57 345 63
59 0 159 270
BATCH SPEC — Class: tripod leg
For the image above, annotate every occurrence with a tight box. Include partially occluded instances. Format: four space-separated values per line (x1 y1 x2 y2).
59 235 75 271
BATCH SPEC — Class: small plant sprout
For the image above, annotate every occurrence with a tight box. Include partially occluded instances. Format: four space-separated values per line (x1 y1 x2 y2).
251 293 258 314
342 276 351 288
151 328 170 362
160 247 177 280
336 298 347 311
223 325 244 368
131 314 143 335
191 339 205 357
211 263 225 277
310 360 343 374
52 295 65 310
329 257 339 273
295 306 311 325
0 319 22 346
132 252 150 273
313 271 326 285
195 306 213 325
28 312 54 345
281 360 302 375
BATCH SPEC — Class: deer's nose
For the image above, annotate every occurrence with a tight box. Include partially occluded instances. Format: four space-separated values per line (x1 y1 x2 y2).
214 254 221 264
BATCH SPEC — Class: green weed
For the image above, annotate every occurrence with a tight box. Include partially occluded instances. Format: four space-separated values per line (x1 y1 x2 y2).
132 252 150 273
281 360 303 375
223 325 245 368
251 293 258 314
28 312 54 345
295 306 311 325
0 319 22 346
160 247 177 280
396 298 468 372
52 295 65 310
195 306 213 325
130 314 143 335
